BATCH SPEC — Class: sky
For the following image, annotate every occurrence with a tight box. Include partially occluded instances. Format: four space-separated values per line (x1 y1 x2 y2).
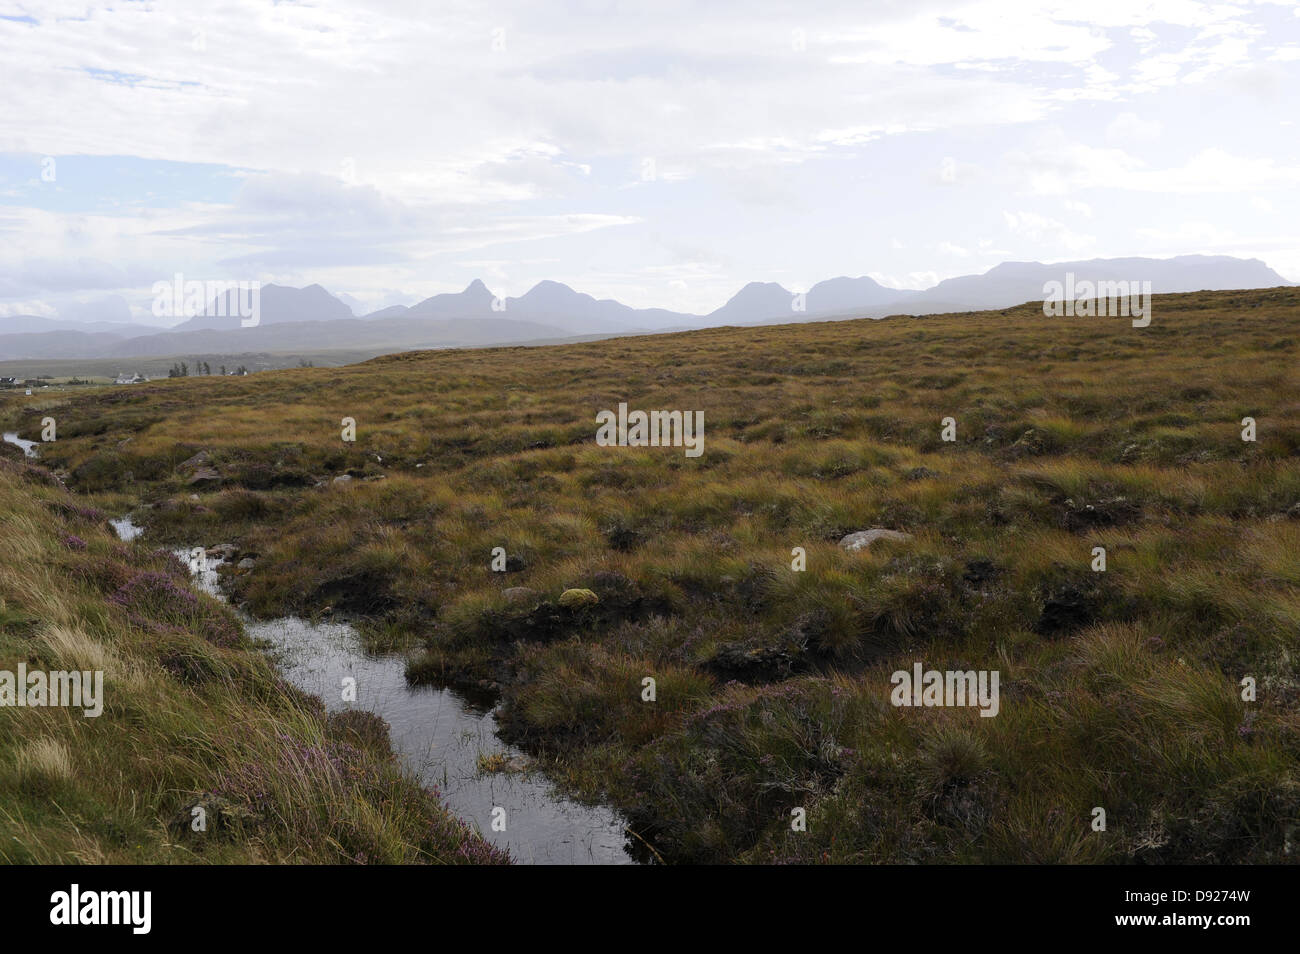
1 0 1298 324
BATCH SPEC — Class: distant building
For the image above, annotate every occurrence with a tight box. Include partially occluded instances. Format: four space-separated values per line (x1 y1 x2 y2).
0 377 16 388
113 373 148 385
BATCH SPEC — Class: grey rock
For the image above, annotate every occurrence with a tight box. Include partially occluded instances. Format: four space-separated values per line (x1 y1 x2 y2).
839 528 913 552
502 586 541 606
186 466 221 487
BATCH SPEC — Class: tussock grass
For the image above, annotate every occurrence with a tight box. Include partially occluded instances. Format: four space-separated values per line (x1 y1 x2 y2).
0 467 507 864
4 286 1299 863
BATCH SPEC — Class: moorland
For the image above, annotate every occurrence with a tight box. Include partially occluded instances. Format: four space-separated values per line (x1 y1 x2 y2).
3 286 1298 864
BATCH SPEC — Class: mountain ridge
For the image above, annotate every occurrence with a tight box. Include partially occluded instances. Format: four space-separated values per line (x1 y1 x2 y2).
2 254 1292 362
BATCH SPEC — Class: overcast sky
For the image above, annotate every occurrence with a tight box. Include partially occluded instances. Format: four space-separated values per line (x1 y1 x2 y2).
1 0 1298 324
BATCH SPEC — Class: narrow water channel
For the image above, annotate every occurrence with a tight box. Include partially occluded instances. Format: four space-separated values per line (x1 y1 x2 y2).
112 516 637 864
6 427 639 863
2 431 39 458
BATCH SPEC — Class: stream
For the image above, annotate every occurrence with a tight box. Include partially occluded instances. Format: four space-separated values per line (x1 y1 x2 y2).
3 431 39 458
6 427 638 863
111 513 638 864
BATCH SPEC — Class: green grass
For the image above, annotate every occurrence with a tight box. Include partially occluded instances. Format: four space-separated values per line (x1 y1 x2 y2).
3 286 1298 863
0 461 507 864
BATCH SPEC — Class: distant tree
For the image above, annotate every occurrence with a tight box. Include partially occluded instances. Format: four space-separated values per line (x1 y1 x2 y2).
202 361 211 375
220 365 227 376
180 362 188 377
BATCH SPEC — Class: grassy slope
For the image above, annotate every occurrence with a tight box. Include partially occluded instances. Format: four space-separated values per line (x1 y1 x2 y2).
3 287 1298 864
0 447 507 864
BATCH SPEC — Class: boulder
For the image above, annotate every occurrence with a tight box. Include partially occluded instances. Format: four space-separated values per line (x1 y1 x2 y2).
179 451 222 488
502 586 541 606
839 528 913 552
187 467 220 487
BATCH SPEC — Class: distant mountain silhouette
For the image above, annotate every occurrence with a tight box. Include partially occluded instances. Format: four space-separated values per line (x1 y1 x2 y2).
806 275 908 313
507 280 690 332
367 279 693 333
891 255 1293 315
171 283 353 331
0 315 159 338
708 282 798 324
0 255 1292 362
364 279 497 320
707 275 910 324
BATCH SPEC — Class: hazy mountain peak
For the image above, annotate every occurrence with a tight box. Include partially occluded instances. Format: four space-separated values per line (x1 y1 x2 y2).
707 281 794 322
522 280 583 300
2 254 1293 363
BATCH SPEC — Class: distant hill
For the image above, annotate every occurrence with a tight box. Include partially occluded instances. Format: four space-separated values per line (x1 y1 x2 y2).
0 255 1292 363
806 275 909 314
711 256 1296 326
707 282 798 325
363 279 496 320
366 279 695 334
890 255 1295 316
0 329 139 360
506 280 692 333
170 283 354 331
706 275 910 324
96 315 579 357
0 315 160 338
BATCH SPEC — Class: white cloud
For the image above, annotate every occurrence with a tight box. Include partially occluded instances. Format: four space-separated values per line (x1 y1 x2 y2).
1003 210 1096 251
1105 112 1163 143
0 0 1296 316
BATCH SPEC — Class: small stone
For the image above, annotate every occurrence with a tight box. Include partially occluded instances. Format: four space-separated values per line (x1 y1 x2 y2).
502 586 541 606
839 528 913 552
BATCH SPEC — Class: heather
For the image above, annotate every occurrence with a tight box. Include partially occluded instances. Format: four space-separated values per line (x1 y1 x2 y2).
4 286 1299 863
0 465 507 864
